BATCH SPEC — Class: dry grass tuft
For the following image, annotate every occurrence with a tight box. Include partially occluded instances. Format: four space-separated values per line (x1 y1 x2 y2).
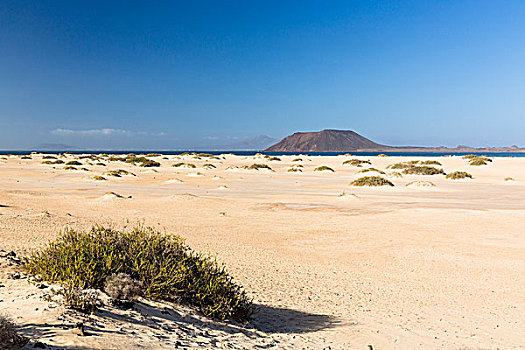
343 159 371 167
314 166 335 172
350 176 394 187
446 171 473 180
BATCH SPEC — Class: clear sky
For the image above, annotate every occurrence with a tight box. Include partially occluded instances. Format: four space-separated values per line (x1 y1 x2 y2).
1 1 525 149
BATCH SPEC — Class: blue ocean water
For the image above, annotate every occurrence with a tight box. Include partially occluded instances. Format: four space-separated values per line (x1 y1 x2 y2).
1 150 524 157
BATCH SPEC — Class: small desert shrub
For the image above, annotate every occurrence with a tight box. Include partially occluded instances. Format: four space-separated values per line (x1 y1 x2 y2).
287 168 302 172
25 226 254 321
42 160 64 165
265 156 281 161
104 273 142 305
343 159 371 167
504 177 515 181
0 314 26 349
387 171 403 178
66 160 82 166
387 162 413 169
95 162 106 166
244 163 273 171
105 169 135 177
402 166 445 175
172 162 196 168
146 153 162 157
358 167 385 174
42 155 57 159
469 159 487 166
203 164 216 169
57 283 99 313
446 171 473 180
63 166 77 170
291 158 302 162
421 160 442 166
462 154 479 160
139 159 160 167
350 176 394 187
21 155 32 159
314 166 335 172
93 176 106 181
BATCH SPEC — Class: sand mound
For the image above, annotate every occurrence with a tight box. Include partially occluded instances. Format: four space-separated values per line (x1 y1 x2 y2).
212 175 222 180
405 181 436 188
164 178 184 184
186 172 205 177
99 192 126 200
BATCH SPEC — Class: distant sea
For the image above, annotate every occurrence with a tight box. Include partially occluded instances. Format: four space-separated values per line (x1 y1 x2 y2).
1 150 525 157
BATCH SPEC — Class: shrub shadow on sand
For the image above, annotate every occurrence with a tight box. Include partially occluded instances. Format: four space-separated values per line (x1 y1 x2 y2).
17 302 338 348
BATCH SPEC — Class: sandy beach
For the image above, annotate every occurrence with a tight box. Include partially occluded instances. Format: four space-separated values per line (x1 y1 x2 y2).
0 153 524 349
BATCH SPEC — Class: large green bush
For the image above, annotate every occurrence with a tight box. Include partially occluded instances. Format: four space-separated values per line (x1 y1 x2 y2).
25 226 254 321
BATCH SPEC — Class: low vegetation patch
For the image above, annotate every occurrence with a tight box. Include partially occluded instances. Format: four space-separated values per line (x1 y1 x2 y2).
203 163 216 169
421 160 442 166
469 158 488 166
66 160 82 166
139 159 160 167
42 155 57 159
314 166 335 172
358 167 385 174
402 166 445 175
42 160 64 165
350 176 394 187
24 226 254 321
105 169 136 177
93 175 106 181
291 158 302 162
343 159 371 167
21 155 32 159
387 162 413 169
377 154 388 157
244 163 273 171
287 168 302 172
446 171 473 180
63 166 77 170
172 162 196 168
504 177 515 181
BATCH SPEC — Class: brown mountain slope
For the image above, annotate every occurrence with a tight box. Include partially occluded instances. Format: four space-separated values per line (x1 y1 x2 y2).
265 129 392 152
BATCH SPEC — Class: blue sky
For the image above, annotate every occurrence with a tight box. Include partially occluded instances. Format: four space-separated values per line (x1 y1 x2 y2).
1 0 525 149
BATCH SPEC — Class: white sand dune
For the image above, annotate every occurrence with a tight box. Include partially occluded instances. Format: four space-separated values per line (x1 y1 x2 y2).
0 154 524 349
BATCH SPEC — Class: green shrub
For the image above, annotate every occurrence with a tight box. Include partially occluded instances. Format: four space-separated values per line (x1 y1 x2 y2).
421 160 442 166
469 159 487 166
66 160 82 166
42 159 64 165
42 155 57 159
244 163 273 171
387 162 413 169
146 153 162 157
343 159 371 167
172 162 196 168
350 176 394 187
139 159 160 167
105 169 136 177
446 171 473 180
25 226 254 321
358 167 385 174
0 314 27 348
314 166 335 172
402 166 445 175
462 154 479 160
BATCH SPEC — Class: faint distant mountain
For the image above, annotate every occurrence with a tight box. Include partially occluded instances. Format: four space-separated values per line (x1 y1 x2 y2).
217 135 277 150
266 129 389 152
34 143 80 151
